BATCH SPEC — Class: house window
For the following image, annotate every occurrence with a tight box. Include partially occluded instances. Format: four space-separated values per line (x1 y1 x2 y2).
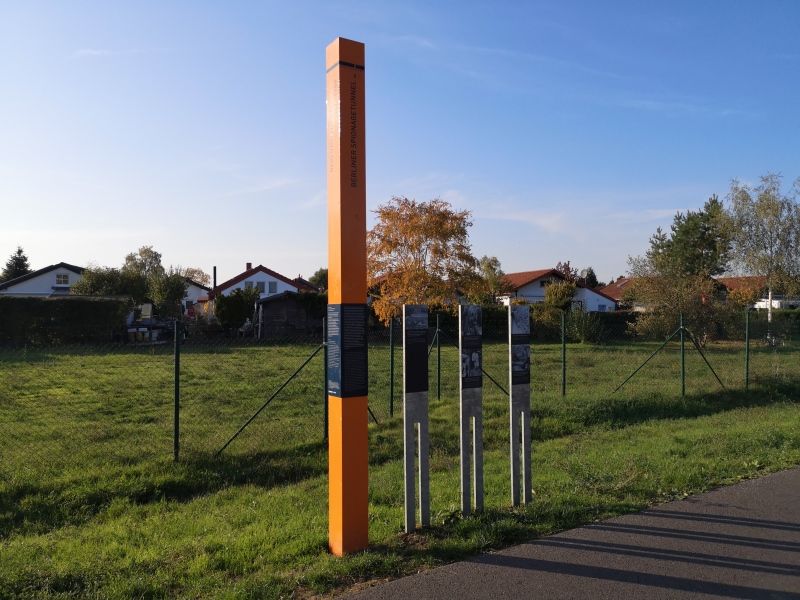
268 281 277 294
56 274 69 285
540 280 547 287
256 281 266 293
598 304 606 312
245 281 254 289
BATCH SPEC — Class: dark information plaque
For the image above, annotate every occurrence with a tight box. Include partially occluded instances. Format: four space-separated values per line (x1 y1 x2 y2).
509 304 531 386
460 305 482 389
327 303 368 397
403 304 428 394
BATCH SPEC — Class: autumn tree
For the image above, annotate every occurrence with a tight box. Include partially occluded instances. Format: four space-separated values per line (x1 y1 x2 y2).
470 255 512 303
628 196 733 341
728 174 800 322
1 246 32 282
554 260 578 282
367 197 479 323
183 267 211 286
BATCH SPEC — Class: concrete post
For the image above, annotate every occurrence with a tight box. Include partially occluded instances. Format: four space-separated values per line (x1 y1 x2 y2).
509 304 532 506
403 304 430 532
459 305 483 515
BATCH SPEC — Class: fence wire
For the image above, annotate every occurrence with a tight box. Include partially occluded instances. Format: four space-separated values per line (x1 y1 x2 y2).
1 309 798 539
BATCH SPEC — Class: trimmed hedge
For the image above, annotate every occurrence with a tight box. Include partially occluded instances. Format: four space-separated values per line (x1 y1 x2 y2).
0 296 130 345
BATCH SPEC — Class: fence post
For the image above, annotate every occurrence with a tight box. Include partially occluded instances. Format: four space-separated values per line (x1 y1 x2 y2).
744 309 750 391
389 317 395 418
173 320 180 463
680 312 685 399
323 317 329 439
560 309 566 397
436 313 441 401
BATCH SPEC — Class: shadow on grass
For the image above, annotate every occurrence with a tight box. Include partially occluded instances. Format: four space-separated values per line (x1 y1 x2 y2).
0 419 408 539
300 500 643 595
2 381 797 540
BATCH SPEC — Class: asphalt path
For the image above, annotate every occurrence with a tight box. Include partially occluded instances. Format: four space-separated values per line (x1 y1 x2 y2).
347 468 800 599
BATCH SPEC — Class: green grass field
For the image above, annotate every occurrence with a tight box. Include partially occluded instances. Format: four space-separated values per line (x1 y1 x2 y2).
1 336 799 598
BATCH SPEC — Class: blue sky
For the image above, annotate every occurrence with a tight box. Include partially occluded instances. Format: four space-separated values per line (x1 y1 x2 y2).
2 1 799 284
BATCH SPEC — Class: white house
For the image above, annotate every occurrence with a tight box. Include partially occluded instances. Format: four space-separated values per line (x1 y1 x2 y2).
213 262 315 300
500 268 618 312
0 263 85 297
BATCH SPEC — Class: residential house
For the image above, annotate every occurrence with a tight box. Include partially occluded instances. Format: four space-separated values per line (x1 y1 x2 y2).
716 275 799 310
501 269 618 312
213 262 315 299
0 262 84 297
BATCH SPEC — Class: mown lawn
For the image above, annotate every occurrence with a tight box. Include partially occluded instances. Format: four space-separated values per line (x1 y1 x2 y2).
0 337 798 598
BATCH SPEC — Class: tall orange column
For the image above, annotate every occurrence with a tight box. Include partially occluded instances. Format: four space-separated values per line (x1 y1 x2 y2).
326 37 368 556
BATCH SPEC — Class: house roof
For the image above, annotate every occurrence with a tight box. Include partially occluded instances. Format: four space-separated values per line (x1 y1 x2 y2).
503 269 564 290
255 290 298 305
715 275 767 293
599 276 634 302
292 276 318 293
0 262 85 291
185 278 211 292
214 264 300 295
580 285 620 304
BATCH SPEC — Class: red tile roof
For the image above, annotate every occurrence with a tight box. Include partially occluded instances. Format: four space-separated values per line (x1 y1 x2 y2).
599 277 634 302
503 269 564 290
715 275 767 293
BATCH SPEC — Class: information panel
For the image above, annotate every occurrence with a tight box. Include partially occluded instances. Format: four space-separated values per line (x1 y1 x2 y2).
510 305 531 385
327 304 368 398
460 305 482 389
403 305 428 393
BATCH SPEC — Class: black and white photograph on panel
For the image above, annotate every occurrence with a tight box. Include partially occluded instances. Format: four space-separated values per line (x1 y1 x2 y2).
460 305 482 389
511 343 530 385
511 303 530 336
404 305 428 331
510 304 530 385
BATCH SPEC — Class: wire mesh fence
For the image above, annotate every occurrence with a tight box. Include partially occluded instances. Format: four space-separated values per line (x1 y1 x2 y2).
1 308 798 538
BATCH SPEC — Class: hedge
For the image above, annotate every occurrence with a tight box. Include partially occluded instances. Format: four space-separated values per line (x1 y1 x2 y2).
0 296 130 345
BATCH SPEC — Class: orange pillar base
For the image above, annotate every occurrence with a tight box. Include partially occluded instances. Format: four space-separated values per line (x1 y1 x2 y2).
328 395 369 555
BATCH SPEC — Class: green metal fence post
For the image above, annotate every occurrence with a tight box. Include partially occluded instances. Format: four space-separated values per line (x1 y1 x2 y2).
680 312 685 399
561 309 566 397
173 320 180 463
323 317 328 439
389 317 395 418
436 313 441 401
744 308 750 391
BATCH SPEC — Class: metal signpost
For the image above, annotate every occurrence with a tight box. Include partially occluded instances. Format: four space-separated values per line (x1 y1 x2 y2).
403 304 430 532
509 304 532 506
459 305 484 515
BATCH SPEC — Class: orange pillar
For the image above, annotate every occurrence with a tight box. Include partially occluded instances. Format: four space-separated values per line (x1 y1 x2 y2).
326 37 369 556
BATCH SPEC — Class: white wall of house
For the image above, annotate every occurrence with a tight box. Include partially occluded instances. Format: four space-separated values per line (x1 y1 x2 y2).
573 287 617 312
505 276 562 304
500 279 617 312
222 273 297 299
754 296 800 310
0 267 83 297
184 282 209 305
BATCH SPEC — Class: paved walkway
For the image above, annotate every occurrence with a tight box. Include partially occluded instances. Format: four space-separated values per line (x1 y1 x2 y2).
348 468 800 599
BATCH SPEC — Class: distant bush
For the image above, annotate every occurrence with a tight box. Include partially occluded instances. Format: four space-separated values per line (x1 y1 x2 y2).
0 296 129 345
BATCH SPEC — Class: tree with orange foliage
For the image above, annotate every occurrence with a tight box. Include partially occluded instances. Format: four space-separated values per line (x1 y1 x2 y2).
367 197 479 324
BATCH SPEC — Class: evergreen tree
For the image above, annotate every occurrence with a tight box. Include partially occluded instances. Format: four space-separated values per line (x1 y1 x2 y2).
1 246 32 282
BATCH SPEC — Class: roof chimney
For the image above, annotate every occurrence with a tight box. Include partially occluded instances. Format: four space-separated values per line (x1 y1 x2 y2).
246 262 252 271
